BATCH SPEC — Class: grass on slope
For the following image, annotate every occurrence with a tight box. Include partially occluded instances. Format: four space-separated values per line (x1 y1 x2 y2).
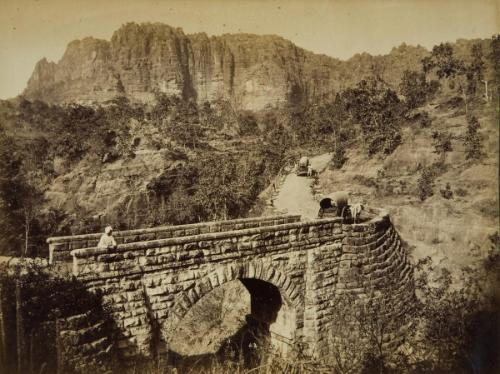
317 96 498 281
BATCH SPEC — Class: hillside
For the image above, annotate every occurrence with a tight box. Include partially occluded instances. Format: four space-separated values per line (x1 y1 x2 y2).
1 29 498 261
315 96 498 278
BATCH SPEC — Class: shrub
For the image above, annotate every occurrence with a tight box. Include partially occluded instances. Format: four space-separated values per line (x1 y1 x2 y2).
238 111 259 136
484 232 500 277
353 174 378 188
420 111 432 128
399 70 439 109
417 162 447 201
409 258 500 373
432 131 453 161
464 115 483 160
331 143 347 169
164 147 188 161
440 183 454 199
417 168 435 201
342 79 404 156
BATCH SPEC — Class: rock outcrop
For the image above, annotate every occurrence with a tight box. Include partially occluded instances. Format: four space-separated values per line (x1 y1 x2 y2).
23 22 428 110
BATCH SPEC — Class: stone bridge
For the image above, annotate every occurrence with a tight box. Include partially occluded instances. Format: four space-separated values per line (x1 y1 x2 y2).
48 209 415 361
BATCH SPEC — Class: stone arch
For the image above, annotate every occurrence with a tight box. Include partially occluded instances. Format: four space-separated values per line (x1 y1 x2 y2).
162 261 302 342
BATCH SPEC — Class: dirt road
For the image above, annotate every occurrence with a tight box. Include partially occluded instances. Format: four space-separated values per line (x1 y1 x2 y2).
274 153 331 220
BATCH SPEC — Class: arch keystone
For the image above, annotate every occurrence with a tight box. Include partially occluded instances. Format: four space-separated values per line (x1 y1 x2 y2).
253 261 264 278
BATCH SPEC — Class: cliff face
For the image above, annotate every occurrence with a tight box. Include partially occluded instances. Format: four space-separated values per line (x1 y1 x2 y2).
23 22 428 110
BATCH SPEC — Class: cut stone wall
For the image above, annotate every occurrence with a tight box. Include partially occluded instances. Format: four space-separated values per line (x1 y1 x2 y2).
309 212 415 355
58 311 115 373
48 214 301 263
69 209 415 362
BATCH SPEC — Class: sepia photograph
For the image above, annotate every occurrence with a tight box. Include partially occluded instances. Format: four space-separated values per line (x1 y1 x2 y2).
0 0 499 373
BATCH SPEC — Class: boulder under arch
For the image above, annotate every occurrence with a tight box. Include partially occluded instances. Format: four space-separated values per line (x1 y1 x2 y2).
162 260 302 346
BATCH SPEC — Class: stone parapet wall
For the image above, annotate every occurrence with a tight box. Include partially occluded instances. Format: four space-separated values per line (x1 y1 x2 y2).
48 214 301 263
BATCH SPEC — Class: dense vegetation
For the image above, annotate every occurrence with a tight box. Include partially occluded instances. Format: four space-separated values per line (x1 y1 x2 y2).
0 260 113 373
0 37 496 258
0 94 297 255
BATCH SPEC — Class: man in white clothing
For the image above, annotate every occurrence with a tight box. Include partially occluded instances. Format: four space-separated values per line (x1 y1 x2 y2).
97 226 117 249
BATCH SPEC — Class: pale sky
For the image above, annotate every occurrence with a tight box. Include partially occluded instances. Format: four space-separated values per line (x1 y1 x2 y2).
0 0 498 99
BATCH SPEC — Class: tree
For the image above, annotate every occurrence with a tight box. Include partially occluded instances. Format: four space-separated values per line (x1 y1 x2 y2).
431 131 453 162
466 43 485 96
464 115 483 160
399 70 439 109
325 294 372 374
323 276 415 374
238 111 259 136
490 35 500 84
0 128 45 256
326 94 352 169
322 254 500 373
342 79 404 156
0 129 24 253
422 43 463 79
18 182 44 256
195 153 245 221
400 257 500 373
417 167 435 201
332 142 348 169
152 96 205 150
265 122 294 161
423 42 489 114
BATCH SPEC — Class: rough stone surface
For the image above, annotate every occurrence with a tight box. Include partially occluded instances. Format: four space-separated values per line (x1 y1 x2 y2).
58 311 114 373
66 208 415 361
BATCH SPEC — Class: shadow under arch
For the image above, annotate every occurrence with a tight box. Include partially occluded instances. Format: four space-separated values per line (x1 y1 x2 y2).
162 261 301 356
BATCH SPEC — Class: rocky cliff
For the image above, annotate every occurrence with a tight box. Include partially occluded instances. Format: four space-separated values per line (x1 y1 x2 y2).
23 22 428 110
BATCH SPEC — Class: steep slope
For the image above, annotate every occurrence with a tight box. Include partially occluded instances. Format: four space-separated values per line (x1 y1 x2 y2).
23 22 430 110
316 98 498 278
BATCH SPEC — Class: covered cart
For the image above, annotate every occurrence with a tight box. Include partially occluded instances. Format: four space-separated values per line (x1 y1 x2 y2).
296 156 310 176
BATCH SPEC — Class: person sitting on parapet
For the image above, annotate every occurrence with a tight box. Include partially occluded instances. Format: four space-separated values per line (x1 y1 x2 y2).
97 226 117 249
